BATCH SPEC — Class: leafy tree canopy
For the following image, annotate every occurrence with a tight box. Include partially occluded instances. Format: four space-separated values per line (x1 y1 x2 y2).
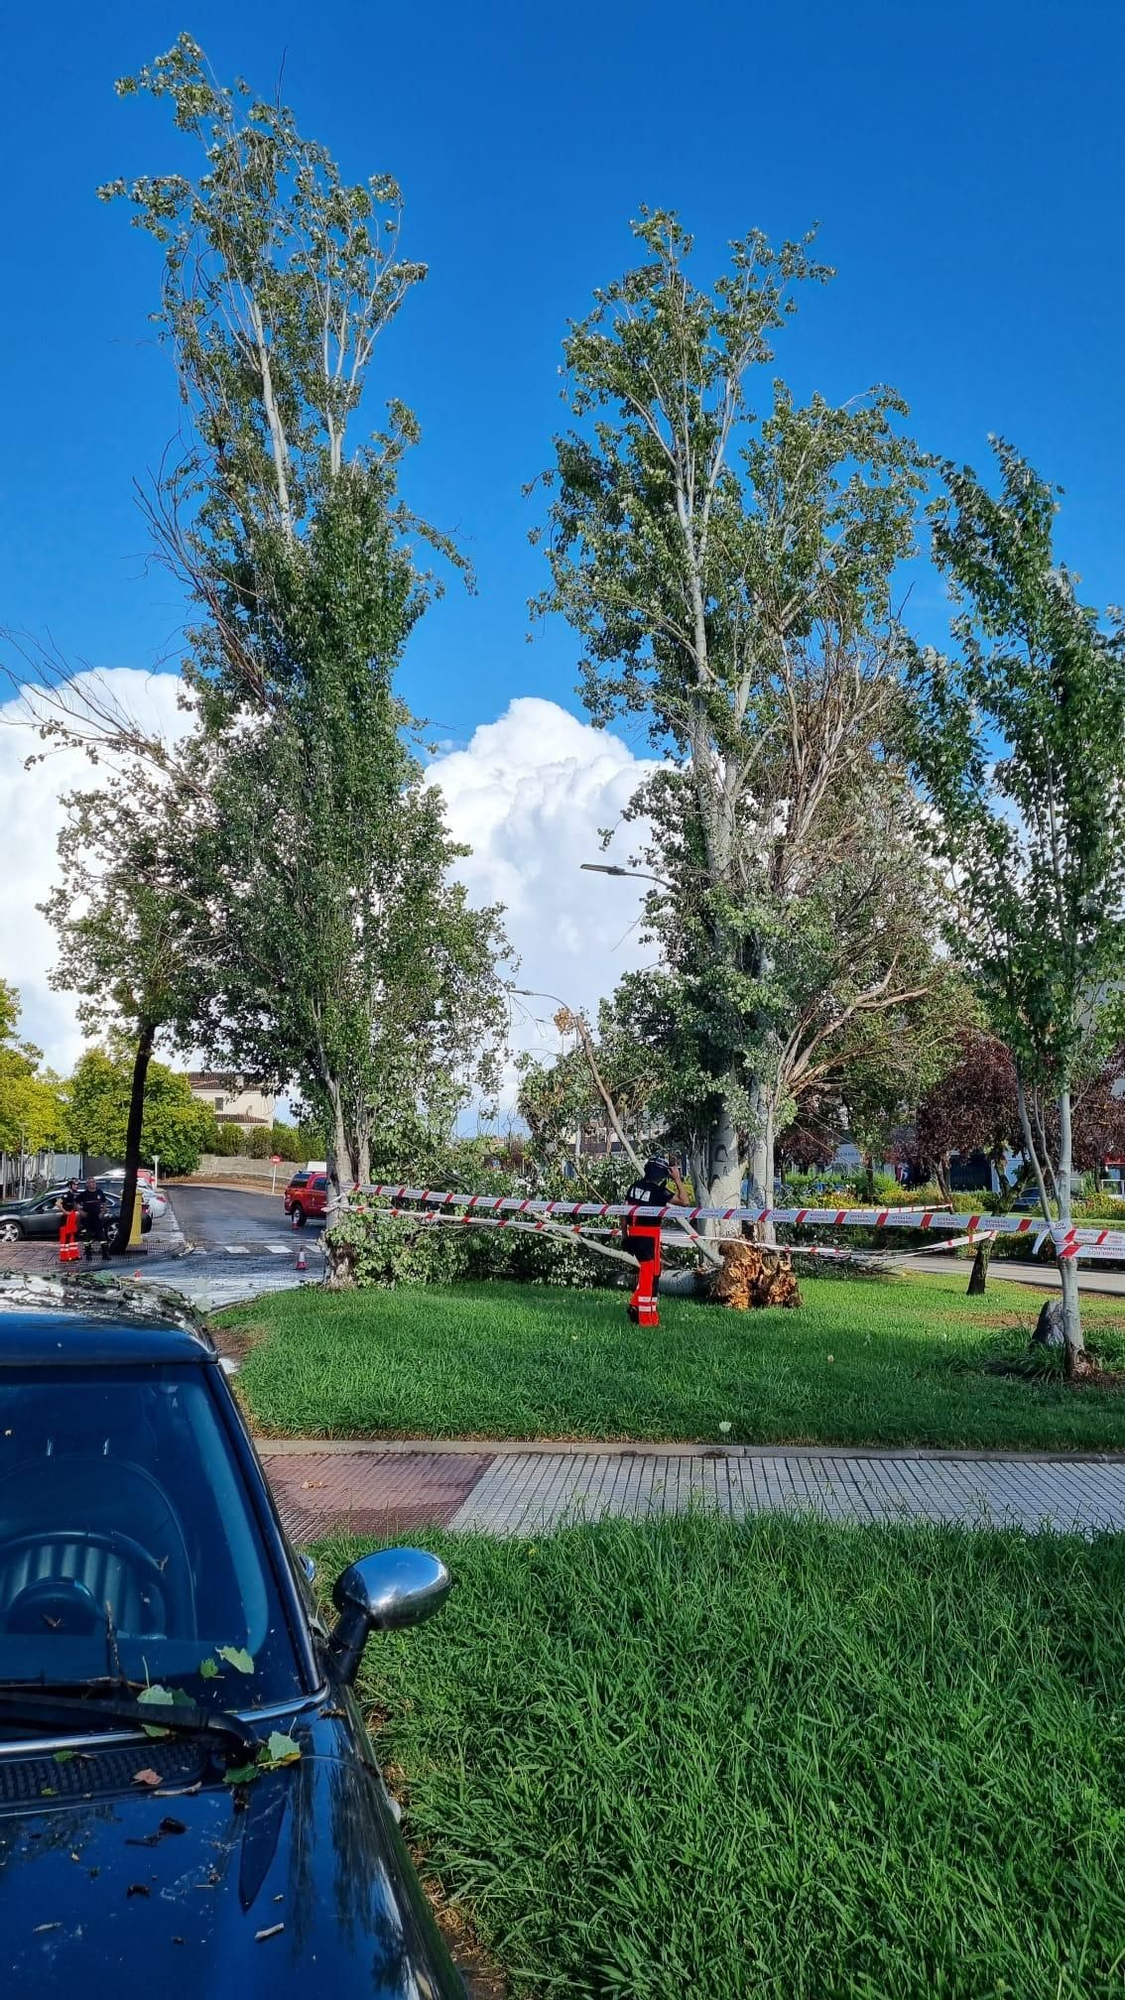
67 1048 215 1177
0 984 68 1155
536 210 937 1212
907 440 1125 1362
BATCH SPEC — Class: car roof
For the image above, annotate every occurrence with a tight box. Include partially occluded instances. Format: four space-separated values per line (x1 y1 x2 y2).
0 1304 215 1366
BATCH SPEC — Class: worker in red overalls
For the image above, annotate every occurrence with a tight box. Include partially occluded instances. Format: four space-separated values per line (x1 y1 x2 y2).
55 1179 81 1263
622 1155 688 1327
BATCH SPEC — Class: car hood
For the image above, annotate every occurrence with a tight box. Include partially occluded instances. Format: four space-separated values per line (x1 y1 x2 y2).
0 1718 460 1999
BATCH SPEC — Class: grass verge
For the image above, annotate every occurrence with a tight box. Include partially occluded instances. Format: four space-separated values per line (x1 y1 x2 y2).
220 1273 1125 1450
326 1514 1125 2000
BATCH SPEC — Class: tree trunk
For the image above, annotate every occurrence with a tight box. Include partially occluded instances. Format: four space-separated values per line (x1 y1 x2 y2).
1057 1255 1087 1376
1056 1088 1086 1372
705 1091 744 1232
354 1117 372 1188
322 1078 353 1286
746 1087 776 1244
111 1021 156 1256
966 1240 992 1294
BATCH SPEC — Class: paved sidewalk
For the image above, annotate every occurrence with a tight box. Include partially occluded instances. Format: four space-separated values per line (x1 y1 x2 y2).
258 1439 1125 1542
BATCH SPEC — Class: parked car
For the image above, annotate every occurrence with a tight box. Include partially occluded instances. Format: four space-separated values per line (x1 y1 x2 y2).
61 1184 155 1230
284 1172 329 1225
0 1296 461 1997
98 1169 168 1222
0 1190 152 1245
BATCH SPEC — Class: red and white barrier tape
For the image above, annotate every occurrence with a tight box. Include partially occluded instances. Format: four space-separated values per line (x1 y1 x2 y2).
360 1186 1125 1259
364 1206 710 1254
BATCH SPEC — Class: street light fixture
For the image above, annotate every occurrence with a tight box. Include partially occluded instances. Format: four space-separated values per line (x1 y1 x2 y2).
511 985 572 1012
580 861 672 890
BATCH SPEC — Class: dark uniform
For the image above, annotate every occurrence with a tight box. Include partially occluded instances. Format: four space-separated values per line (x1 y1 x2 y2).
623 1159 677 1262
77 1182 109 1258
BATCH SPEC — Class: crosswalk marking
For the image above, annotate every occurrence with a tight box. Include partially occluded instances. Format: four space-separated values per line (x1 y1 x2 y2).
191 1241 322 1258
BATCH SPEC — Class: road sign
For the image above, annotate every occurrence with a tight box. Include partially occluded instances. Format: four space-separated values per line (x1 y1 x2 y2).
269 1154 283 1163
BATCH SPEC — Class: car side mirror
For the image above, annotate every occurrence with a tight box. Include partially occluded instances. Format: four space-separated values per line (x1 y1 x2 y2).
327 1547 452 1685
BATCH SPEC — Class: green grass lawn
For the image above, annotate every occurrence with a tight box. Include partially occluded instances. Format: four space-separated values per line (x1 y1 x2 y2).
220 1272 1125 1450
333 1513 1125 1999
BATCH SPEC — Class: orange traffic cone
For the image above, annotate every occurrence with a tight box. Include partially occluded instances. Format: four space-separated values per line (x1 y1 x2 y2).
296 1246 308 1273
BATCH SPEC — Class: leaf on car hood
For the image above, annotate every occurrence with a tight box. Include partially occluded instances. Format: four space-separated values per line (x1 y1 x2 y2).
216 1646 255 1675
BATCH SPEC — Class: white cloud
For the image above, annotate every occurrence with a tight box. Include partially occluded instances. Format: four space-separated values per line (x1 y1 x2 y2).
429 697 661 1106
1 677 659 1113
0 669 189 1072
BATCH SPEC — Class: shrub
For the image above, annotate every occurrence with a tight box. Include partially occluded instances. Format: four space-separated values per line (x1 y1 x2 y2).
326 1153 642 1291
1075 1193 1125 1222
326 1201 476 1288
208 1122 245 1157
270 1124 305 1161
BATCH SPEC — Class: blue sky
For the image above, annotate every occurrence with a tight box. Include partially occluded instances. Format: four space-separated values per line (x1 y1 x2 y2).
2 0 1123 750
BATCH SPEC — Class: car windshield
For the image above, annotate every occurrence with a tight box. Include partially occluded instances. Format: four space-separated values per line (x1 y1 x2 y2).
0 1364 305 1711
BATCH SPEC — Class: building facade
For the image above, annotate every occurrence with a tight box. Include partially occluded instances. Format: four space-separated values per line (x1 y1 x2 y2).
186 1071 275 1131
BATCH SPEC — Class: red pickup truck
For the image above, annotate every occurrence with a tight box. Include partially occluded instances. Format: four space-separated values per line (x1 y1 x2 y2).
283 1172 329 1225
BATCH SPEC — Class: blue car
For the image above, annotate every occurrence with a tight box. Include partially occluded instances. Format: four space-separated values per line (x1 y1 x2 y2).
0 1296 463 1997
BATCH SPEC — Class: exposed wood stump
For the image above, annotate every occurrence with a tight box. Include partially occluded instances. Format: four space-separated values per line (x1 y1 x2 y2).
711 1239 802 1310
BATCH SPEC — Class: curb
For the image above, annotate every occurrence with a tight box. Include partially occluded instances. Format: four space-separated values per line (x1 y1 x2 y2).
254 1436 1125 1466
146 1232 193 1259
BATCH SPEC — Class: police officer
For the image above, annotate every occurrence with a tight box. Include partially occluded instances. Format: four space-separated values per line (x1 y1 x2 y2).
77 1177 109 1260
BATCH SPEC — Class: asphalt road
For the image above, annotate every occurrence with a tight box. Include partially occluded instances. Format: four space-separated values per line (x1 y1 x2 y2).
898 1252 1125 1296
164 1182 324 1250
136 1183 327 1303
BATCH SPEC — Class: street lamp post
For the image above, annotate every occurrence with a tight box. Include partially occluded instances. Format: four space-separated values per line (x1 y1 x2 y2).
512 987 585 1161
512 984 643 1172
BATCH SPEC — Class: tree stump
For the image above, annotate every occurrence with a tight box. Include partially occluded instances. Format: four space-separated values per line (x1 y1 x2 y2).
711 1240 802 1310
1030 1298 1065 1348
966 1242 992 1294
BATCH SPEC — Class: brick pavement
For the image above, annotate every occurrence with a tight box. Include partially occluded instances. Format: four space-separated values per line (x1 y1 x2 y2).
256 1439 1125 1541
265 1448 495 1543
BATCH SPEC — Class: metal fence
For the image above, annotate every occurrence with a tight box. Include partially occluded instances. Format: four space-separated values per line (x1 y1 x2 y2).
0 1151 83 1199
